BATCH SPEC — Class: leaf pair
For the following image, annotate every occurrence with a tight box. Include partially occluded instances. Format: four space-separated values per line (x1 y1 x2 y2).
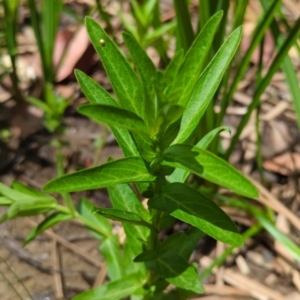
135 228 204 294
43 145 258 200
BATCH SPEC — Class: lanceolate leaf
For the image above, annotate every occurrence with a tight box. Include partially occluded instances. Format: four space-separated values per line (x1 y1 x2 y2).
145 251 204 293
75 69 139 158
164 144 258 198
108 183 149 276
169 11 223 105
100 235 125 281
168 126 230 183
123 32 157 127
85 17 146 119
73 272 144 300
7 198 57 219
79 199 124 280
12 181 52 198
43 157 155 193
148 183 243 246
174 27 242 144
79 198 112 239
96 208 153 229
164 49 184 90
75 69 117 106
0 182 53 202
108 183 149 278
24 212 73 245
196 126 231 149
0 197 13 206
167 266 204 294
78 104 150 137
135 227 203 262
112 128 140 158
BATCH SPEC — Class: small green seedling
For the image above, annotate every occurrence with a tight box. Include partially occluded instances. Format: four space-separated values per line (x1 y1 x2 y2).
26 83 71 133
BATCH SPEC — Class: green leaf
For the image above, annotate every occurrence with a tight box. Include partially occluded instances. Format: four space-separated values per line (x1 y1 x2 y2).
79 199 124 280
146 251 188 277
75 69 139 158
168 126 231 183
144 21 176 45
79 198 112 239
85 17 146 119
108 183 149 273
173 0 194 53
157 212 176 230
164 49 184 91
73 272 144 300
107 183 149 225
135 227 203 262
144 251 203 294
107 183 148 277
132 133 156 162
42 0 62 82
96 208 153 229
75 69 118 106
196 126 231 149
123 32 157 127
100 235 125 281
7 197 57 219
148 183 243 246
12 181 52 198
133 228 204 294
0 182 35 202
0 197 13 206
78 104 149 137
167 266 204 294
254 210 300 262
159 227 204 261
164 144 258 198
24 212 73 245
26 96 51 113
174 26 242 144
43 157 155 193
112 127 140 158
170 11 223 105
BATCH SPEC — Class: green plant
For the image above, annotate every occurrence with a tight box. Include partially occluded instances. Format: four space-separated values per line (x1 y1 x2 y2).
1 1 299 298
27 0 63 84
1 13 262 299
119 0 175 63
26 83 71 133
1 0 24 102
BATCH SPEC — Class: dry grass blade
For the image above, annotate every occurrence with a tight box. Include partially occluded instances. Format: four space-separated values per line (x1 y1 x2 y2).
251 179 300 232
223 269 285 300
52 238 64 299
